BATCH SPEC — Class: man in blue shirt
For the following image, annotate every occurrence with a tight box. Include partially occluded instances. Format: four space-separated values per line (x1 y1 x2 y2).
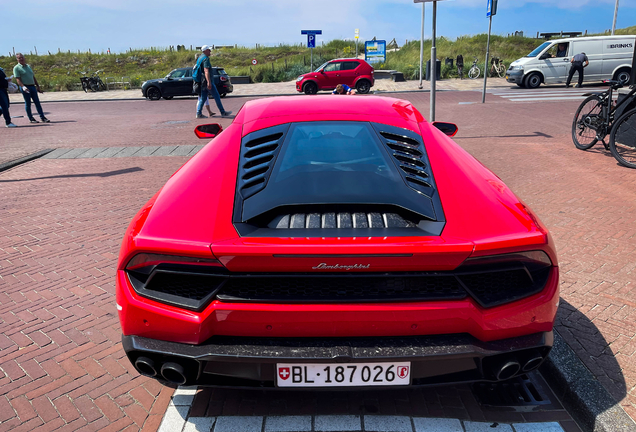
566 52 589 88
0 67 17 127
193 45 232 119
332 84 355 95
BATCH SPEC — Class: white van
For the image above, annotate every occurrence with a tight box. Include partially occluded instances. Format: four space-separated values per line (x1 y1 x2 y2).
506 35 634 88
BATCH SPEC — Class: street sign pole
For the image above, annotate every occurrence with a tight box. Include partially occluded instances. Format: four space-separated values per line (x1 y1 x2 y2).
482 14 492 103
430 0 437 121
302 30 322 71
419 2 425 89
612 0 619 35
355 29 360 57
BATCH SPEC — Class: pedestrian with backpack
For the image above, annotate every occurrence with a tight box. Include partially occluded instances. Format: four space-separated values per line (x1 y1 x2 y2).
192 45 231 119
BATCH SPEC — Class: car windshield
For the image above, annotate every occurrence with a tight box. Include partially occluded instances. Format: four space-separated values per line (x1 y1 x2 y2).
314 61 330 72
526 42 551 57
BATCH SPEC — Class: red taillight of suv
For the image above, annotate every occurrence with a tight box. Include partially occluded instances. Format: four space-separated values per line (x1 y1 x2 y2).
219 76 228 82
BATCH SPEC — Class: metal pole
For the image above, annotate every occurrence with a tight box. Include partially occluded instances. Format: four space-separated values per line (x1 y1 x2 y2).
311 48 313 71
356 39 358 57
612 0 619 35
419 2 425 89
430 1 437 121
482 14 492 103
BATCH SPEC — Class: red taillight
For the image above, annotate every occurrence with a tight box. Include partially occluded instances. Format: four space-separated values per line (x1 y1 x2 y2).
126 253 221 271
460 251 552 270
220 76 228 82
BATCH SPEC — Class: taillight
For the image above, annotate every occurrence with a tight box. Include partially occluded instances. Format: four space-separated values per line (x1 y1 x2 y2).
455 250 554 308
126 253 221 273
219 76 228 82
124 254 225 311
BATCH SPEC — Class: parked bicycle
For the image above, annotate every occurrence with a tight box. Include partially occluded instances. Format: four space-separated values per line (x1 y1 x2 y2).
490 57 506 78
79 70 107 92
572 80 636 168
468 58 480 80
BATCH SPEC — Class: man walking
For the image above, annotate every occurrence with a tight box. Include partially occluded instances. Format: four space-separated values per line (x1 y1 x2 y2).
13 53 50 123
0 66 17 128
566 52 589 88
193 45 231 119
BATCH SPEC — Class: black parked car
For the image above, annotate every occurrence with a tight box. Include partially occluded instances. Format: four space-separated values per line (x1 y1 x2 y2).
141 67 233 100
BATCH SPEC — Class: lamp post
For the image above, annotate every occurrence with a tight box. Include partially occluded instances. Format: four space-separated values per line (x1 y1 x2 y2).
418 3 425 89
612 0 619 35
414 0 446 121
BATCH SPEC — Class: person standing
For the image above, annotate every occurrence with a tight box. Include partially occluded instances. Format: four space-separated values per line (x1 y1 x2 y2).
13 53 50 123
193 45 231 119
566 52 589 88
0 66 17 128
456 54 464 80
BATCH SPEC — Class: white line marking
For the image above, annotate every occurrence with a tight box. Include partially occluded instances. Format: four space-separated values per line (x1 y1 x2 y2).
508 96 588 102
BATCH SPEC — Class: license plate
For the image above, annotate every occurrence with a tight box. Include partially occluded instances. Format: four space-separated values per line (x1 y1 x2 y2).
276 362 411 387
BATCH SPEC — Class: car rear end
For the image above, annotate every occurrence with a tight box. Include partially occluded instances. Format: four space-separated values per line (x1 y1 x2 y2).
117 96 558 389
215 67 233 95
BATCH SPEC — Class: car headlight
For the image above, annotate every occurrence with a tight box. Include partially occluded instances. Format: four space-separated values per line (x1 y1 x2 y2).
296 76 304 82
510 65 524 71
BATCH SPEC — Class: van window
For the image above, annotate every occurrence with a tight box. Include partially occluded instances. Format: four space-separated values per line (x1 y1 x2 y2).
526 42 551 57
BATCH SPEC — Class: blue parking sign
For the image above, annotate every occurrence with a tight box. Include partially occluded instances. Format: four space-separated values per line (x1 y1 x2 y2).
308 34 316 48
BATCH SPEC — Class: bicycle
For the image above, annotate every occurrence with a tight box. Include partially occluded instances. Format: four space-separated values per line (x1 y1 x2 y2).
468 58 480 80
572 80 636 152
609 104 636 169
490 58 506 78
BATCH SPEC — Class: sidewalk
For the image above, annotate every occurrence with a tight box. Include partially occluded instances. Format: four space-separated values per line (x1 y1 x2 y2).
7 77 513 103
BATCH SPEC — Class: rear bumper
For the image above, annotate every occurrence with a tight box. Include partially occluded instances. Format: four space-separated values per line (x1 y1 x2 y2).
123 331 553 388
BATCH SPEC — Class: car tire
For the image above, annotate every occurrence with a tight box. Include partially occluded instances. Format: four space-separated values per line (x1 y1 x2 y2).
303 82 318 95
524 73 542 89
516 82 525 88
356 80 371 94
220 92 227 98
614 68 631 86
146 86 161 101
163 96 173 100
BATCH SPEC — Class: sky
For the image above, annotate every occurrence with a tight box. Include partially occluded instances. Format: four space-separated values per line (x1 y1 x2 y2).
2 0 635 56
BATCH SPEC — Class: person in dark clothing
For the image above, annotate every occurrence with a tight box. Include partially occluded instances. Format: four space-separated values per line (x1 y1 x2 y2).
456 54 464 80
0 67 17 128
566 52 589 88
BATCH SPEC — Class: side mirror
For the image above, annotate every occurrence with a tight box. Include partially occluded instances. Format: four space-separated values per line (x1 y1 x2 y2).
320 69 326 74
432 122 458 137
194 123 223 139
539 53 550 60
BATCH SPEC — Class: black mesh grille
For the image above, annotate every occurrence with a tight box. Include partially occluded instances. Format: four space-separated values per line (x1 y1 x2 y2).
144 272 224 300
216 274 466 302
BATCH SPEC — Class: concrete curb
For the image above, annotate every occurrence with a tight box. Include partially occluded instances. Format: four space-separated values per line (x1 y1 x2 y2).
0 148 55 173
540 330 636 432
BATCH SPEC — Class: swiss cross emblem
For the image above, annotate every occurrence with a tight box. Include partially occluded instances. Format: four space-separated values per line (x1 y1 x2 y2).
397 366 409 379
279 367 290 380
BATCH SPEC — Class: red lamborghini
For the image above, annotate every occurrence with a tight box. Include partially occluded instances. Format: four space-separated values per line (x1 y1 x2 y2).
116 95 559 389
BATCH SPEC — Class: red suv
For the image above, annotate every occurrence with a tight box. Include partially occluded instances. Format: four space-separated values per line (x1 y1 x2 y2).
296 58 374 95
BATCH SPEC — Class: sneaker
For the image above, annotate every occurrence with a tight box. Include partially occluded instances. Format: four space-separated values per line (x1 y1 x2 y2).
575 84 581 88
196 113 207 119
5 123 17 128
221 111 233 117
29 118 39 123
565 84 571 88
207 112 216 116
41 117 50 123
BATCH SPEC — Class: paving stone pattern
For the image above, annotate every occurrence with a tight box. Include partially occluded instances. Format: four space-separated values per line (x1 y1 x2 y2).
0 90 634 431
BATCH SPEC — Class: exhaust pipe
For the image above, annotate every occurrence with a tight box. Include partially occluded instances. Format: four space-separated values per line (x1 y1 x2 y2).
495 360 521 381
161 362 187 385
134 356 158 377
522 355 544 372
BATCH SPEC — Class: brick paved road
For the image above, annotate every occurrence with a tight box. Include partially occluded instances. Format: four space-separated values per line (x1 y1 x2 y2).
1 91 634 430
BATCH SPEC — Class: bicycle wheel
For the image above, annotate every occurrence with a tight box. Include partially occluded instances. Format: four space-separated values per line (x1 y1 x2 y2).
468 67 480 79
609 108 636 169
571 95 604 150
497 64 505 77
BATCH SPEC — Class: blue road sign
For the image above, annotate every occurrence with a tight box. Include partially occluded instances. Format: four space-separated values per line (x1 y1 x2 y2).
487 0 498 17
301 30 322 35
308 34 316 48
